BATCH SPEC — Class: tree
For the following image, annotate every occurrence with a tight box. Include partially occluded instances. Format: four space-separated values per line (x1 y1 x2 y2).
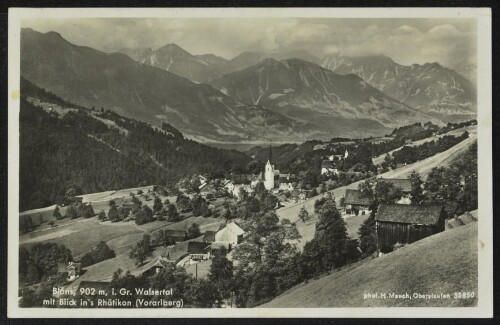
131 195 142 207
409 171 424 204
53 206 63 220
185 278 221 307
358 216 377 258
108 200 116 208
254 182 266 199
98 210 106 221
187 223 201 239
167 204 181 222
142 205 153 219
65 205 77 219
209 253 234 299
298 206 310 223
153 196 163 213
313 196 350 270
176 194 192 212
80 204 95 218
129 234 153 266
107 205 120 222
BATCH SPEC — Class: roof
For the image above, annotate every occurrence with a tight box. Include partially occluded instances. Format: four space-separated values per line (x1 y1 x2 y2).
344 189 372 206
187 241 210 254
224 222 245 236
164 229 186 238
375 204 443 226
203 231 216 242
378 178 412 193
279 174 297 182
321 160 338 169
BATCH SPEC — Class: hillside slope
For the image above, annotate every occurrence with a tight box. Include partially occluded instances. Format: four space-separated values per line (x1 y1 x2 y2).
262 222 478 307
20 28 314 143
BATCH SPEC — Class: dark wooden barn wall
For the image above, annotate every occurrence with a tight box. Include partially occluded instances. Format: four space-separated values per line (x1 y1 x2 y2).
376 222 438 252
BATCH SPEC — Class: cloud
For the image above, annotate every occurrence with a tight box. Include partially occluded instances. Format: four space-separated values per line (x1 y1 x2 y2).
21 18 476 78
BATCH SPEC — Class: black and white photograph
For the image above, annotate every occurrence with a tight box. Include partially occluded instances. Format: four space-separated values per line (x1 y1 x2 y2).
7 7 493 318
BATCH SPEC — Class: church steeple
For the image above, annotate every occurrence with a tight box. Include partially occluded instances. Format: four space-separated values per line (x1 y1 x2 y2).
268 144 273 163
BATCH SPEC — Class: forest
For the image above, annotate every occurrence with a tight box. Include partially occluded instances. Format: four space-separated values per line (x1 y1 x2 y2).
19 79 251 211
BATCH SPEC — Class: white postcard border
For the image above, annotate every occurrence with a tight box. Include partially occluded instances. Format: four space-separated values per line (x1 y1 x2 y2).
7 7 493 318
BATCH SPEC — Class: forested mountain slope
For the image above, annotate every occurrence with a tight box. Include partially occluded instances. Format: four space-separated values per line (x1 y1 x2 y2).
20 79 251 211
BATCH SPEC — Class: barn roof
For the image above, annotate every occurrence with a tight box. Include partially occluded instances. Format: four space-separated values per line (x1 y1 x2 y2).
378 178 412 193
345 189 372 206
224 222 245 236
375 204 443 226
187 242 210 254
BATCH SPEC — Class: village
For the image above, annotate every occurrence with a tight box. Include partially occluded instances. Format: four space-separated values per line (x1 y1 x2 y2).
17 118 478 308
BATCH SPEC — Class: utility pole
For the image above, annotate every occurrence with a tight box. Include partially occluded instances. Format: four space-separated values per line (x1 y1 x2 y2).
195 262 198 280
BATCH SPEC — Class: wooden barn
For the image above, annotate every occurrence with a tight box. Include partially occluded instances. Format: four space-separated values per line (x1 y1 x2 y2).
375 204 445 253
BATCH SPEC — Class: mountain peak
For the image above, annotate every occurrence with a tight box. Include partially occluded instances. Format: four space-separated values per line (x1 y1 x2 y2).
156 43 192 56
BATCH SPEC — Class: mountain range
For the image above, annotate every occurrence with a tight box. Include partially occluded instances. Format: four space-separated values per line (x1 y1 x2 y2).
20 28 475 144
126 43 475 122
20 28 317 143
211 58 441 132
321 54 476 119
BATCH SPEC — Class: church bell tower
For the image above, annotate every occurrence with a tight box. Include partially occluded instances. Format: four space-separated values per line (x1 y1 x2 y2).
264 145 274 190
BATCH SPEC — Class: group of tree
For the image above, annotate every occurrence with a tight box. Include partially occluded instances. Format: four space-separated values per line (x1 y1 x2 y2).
64 202 95 219
19 242 73 285
80 241 116 267
422 141 477 217
385 132 469 167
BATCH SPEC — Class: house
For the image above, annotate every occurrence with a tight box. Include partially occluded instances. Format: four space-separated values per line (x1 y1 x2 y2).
187 242 211 261
203 231 216 243
141 256 172 277
199 183 216 198
278 174 297 190
164 229 187 245
215 222 245 247
377 178 412 204
344 189 371 215
374 204 445 254
321 160 339 175
57 261 81 282
222 180 235 195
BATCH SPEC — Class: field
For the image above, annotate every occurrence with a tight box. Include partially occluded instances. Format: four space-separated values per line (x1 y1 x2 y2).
277 133 477 250
262 222 478 307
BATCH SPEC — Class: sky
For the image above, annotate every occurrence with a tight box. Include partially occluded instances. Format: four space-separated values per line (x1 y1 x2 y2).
22 18 477 79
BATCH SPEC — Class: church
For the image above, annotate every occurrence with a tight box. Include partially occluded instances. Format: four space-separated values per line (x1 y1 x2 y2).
255 146 296 191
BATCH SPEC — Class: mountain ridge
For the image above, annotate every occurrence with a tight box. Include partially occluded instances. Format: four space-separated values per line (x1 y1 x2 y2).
21 28 319 143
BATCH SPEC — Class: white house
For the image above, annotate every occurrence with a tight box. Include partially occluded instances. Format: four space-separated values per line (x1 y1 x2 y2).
215 222 245 247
